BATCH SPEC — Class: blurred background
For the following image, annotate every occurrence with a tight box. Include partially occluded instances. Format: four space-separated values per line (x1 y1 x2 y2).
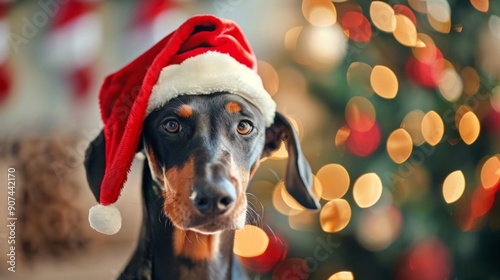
0 0 500 279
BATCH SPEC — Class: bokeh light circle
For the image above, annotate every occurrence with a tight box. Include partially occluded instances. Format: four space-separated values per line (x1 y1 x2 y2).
370 1 396 33
320 199 352 233
347 62 373 96
442 170 466 204
387 128 413 163
257 60 279 96
480 155 500 190
370 65 399 99
459 111 481 145
394 14 417 47
329 271 354 280
421 110 444 146
353 173 383 208
234 225 269 258
342 11 372 43
302 0 337 27
345 96 376 132
401 109 426 146
438 68 463 102
356 206 402 251
316 163 350 200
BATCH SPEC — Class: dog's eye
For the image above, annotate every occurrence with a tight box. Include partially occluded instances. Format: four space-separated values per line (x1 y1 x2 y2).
237 120 253 135
163 120 181 133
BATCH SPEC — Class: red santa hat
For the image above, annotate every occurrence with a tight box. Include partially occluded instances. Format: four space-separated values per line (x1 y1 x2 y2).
89 15 276 235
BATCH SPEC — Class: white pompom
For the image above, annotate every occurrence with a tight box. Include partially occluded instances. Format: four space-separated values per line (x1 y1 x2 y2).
88 204 122 235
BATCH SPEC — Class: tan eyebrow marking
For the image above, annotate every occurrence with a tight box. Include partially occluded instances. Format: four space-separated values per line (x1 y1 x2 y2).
226 101 242 113
176 104 193 118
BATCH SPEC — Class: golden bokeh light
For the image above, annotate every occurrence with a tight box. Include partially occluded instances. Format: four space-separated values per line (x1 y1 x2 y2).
412 33 436 64
490 86 500 112
471 0 489 12
316 163 350 200
442 170 466 204
345 96 376 132
257 60 279 96
421 110 444 146
335 126 351 147
289 209 317 231
353 173 383 208
347 62 373 96
320 199 352 233
299 25 348 68
370 1 396 32
370 65 399 99
480 155 500 189
427 12 451 33
272 182 292 215
459 111 480 145
234 225 269 258
427 0 451 24
302 0 337 27
284 26 309 65
284 26 303 52
393 14 417 47
408 0 427 13
461 66 480 96
356 206 402 251
329 271 354 280
438 68 463 102
415 38 426 48
401 109 426 146
386 128 413 164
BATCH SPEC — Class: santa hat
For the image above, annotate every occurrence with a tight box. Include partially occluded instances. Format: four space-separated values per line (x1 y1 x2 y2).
89 15 276 235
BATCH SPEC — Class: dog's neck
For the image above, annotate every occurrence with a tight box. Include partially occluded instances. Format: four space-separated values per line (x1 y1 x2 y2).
118 163 246 280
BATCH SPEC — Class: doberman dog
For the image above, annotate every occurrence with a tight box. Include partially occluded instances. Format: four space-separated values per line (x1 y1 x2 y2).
84 95 319 278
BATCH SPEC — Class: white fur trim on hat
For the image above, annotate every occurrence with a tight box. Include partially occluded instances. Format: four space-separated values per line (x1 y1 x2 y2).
88 204 122 235
147 51 276 126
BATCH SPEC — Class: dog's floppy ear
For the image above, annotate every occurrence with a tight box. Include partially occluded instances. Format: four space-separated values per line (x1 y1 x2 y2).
262 112 320 210
84 130 145 202
84 130 106 201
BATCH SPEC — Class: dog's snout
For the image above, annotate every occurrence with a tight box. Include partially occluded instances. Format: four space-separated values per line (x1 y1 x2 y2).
190 178 236 214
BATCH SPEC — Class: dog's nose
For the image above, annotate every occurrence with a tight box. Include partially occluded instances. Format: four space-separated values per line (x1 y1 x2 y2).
190 179 236 214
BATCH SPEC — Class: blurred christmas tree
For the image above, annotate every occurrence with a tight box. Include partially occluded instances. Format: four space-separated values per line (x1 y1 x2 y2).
238 0 500 279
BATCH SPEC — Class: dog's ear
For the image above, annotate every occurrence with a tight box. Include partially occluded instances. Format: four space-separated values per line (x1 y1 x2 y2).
84 130 144 201
84 130 106 201
262 112 320 210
